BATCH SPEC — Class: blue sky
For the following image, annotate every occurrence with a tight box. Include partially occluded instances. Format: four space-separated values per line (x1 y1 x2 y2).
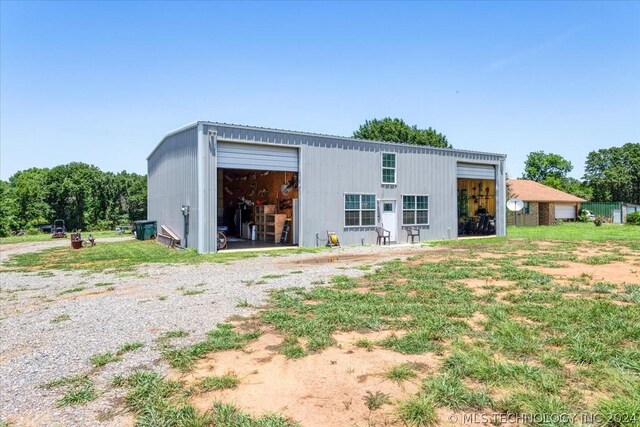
1 1 638 180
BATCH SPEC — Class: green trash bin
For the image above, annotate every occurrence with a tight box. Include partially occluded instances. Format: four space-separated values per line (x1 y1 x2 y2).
134 220 157 241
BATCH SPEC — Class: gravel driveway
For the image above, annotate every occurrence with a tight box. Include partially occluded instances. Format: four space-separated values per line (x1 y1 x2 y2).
0 243 426 426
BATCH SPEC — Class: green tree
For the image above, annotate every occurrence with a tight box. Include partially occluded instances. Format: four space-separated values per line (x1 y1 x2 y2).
353 118 451 148
523 151 573 182
45 162 107 230
7 168 51 229
2 163 148 234
583 143 640 204
0 180 17 236
541 176 592 200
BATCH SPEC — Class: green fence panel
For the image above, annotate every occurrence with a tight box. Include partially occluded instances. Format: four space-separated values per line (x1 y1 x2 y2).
581 202 622 218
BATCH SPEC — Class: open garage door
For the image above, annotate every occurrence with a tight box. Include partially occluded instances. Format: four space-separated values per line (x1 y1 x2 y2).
217 142 298 172
457 163 495 179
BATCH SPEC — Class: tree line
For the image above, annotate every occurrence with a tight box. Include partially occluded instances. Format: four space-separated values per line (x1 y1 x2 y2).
522 143 640 204
0 162 146 237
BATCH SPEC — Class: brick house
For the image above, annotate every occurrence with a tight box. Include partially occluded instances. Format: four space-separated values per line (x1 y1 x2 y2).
507 179 586 226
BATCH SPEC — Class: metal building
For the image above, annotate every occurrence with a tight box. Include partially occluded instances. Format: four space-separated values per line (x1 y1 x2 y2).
147 121 507 253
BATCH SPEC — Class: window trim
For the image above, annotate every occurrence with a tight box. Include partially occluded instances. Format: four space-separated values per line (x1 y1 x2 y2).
381 152 397 185
401 194 430 226
344 193 377 228
523 201 531 215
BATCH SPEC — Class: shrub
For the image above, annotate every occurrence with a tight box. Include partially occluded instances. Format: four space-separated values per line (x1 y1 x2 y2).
627 211 640 226
577 209 589 222
594 216 604 227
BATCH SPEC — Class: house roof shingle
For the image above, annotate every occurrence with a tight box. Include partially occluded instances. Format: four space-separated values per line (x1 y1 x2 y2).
507 179 586 203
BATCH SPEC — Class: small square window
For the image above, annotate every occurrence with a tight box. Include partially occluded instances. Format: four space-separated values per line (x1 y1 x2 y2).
361 211 375 226
345 194 360 210
361 195 376 210
403 195 415 210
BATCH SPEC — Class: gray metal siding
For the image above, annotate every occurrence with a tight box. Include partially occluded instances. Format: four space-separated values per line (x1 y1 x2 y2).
299 144 462 245
147 127 199 249
217 142 298 171
148 122 508 252
457 163 496 179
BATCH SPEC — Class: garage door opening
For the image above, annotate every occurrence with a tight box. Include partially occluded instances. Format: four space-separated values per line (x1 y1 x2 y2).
456 163 497 237
217 168 299 250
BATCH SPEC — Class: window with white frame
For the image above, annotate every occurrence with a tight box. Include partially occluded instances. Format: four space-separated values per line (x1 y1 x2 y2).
344 194 376 227
402 195 429 225
381 153 396 184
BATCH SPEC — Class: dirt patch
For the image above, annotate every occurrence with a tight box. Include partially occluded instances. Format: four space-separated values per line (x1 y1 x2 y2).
282 247 423 269
462 278 514 295
522 261 639 285
178 331 439 426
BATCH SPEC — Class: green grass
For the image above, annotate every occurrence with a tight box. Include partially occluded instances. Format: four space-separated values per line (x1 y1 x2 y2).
262 274 286 279
422 373 492 410
160 329 189 340
117 342 144 354
199 374 240 391
385 364 418 383
582 254 625 265
397 394 438 426
42 375 97 407
284 237 639 424
507 222 640 241
91 352 122 367
183 289 205 296
116 370 298 427
0 230 122 245
58 286 85 295
162 324 260 370
355 338 374 351
4 240 326 272
94 282 115 287
51 314 70 323
45 235 640 425
363 390 391 411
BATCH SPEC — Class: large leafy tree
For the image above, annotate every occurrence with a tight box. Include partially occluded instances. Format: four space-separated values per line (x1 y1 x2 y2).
0 180 17 236
540 176 592 200
583 143 640 204
7 168 51 229
523 151 573 182
2 162 147 233
353 118 451 148
522 151 592 199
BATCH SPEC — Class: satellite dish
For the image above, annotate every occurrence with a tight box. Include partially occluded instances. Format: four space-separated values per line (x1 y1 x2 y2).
506 198 524 212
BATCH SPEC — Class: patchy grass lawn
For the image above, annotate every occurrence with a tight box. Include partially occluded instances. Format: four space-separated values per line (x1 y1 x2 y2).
2 239 327 272
40 232 640 426
0 230 123 245
508 222 640 241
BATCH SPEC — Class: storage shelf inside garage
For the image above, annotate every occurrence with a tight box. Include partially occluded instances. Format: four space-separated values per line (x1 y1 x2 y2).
254 205 286 243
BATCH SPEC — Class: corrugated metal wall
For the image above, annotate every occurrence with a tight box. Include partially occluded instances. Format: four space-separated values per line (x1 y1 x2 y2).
201 123 505 248
148 123 506 251
457 163 496 179
217 142 298 171
147 126 199 249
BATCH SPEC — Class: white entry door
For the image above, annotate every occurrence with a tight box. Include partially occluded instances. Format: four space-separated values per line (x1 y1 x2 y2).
380 200 397 242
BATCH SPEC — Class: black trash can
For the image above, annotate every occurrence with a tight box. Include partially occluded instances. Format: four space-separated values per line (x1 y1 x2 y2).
134 220 157 241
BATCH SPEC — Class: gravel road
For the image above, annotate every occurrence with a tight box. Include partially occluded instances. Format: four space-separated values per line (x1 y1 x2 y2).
0 243 427 426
